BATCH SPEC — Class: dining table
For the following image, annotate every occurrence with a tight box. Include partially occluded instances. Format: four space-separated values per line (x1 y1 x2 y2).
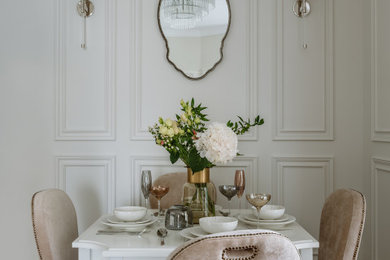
73 209 319 260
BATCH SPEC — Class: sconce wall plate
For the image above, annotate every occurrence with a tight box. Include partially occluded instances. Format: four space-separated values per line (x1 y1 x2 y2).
77 0 95 17
293 0 311 18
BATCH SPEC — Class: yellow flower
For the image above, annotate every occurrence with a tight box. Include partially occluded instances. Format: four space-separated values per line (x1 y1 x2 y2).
186 106 192 114
167 128 174 137
159 126 168 135
165 119 173 127
180 113 188 122
194 117 201 124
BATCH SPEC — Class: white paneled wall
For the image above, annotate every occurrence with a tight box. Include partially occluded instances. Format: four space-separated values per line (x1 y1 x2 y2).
56 156 116 232
371 158 390 259
0 0 377 259
370 0 390 259
275 0 333 140
55 0 116 140
272 157 333 239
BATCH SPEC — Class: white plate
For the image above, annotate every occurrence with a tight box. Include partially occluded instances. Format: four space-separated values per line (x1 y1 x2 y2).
238 214 296 228
101 217 157 231
106 215 153 224
188 227 209 237
179 229 198 240
243 213 289 223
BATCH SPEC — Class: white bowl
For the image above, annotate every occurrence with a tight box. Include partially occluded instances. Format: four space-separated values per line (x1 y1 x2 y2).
252 205 285 220
114 206 147 222
199 216 238 234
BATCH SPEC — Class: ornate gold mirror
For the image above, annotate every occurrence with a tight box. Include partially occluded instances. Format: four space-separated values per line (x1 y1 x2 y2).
158 0 231 80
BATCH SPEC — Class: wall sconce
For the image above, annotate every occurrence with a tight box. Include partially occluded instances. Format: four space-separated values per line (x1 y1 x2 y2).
77 0 95 49
292 0 311 49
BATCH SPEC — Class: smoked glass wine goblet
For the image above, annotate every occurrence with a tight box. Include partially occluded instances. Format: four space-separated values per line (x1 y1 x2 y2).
141 170 152 208
219 185 238 216
234 170 245 215
246 193 271 228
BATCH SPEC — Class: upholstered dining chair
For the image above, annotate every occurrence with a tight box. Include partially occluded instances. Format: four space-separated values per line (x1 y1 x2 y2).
168 230 300 260
150 172 217 209
31 189 78 260
318 189 366 260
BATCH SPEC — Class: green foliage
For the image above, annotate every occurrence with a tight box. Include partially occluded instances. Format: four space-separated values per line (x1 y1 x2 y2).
227 115 264 135
149 98 264 173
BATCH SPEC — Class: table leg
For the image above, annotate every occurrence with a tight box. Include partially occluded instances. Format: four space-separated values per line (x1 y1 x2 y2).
79 248 91 260
300 248 313 260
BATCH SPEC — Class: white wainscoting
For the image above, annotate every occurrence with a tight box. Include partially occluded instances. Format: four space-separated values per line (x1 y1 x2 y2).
129 155 258 208
371 158 390 260
56 156 116 232
55 0 116 140
130 0 259 141
371 0 390 142
274 0 334 140
272 156 334 239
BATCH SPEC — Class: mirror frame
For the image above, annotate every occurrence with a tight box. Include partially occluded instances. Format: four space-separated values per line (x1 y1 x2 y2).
157 0 231 80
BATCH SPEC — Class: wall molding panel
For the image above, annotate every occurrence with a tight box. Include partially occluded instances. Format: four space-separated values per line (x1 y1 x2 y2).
55 0 116 140
371 158 390 260
274 0 334 140
56 156 116 213
272 156 334 204
272 156 333 240
371 0 390 142
130 0 259 141
129 155 258 205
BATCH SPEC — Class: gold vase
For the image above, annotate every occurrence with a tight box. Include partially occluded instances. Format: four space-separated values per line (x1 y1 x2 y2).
183 168 216 223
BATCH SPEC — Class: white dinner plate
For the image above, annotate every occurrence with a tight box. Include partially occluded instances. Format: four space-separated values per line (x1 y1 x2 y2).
106 215 153 224
101 217 157 231
188 227 209 237
179 228 198 240
238 214 296 228
243 213 289 223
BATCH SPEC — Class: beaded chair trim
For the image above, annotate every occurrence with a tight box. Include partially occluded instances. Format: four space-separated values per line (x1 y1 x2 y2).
352 190 366 260
170 232 300 260
221 245 259 260
31 190 44 260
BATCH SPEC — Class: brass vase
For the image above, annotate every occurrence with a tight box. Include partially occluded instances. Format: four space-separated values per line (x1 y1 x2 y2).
183 168 216 223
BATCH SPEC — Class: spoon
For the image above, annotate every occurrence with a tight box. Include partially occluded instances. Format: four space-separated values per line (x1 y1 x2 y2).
218 210 229 217
157 228 168 246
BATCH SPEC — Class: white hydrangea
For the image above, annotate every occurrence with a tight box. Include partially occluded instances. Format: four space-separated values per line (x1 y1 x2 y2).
195 122 238 164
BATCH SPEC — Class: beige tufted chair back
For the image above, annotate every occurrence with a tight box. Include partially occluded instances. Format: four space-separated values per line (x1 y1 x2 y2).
31 189 78 260
168 230 301 260
318 189 366 260
150 172 217 210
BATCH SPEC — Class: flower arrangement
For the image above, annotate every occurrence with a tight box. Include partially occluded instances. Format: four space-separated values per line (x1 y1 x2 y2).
149 98 264 173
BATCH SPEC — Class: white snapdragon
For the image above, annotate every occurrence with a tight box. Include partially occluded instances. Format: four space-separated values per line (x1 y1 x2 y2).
195 122 238 164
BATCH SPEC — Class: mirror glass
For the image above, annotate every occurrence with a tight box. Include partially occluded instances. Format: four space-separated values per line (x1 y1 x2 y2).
158 0 231 80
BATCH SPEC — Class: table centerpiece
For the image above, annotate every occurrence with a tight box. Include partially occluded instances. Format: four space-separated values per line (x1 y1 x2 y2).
149 98 264 222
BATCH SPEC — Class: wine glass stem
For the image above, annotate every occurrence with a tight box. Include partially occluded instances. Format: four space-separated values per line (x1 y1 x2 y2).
238 197 242 215
145 197 149 209
158 199 161 216
228 199 231 216
257 208 260 229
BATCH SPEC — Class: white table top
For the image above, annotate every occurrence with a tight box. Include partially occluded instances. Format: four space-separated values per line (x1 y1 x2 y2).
73 210 319 258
